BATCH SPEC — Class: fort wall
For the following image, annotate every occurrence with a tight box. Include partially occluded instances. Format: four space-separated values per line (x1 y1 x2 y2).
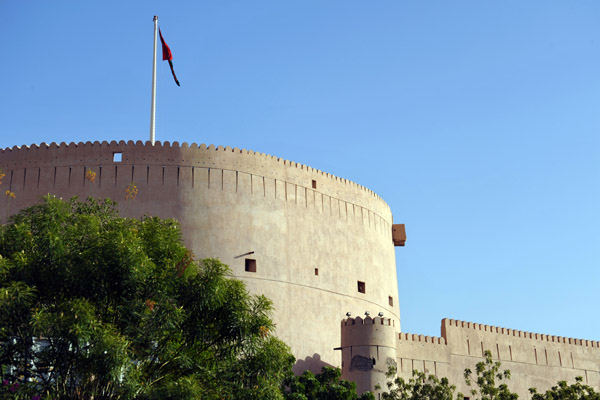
360 318 600 398
0 141 401 373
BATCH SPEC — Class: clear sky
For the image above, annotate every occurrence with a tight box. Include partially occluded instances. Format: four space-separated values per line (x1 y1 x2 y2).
2 1 599 341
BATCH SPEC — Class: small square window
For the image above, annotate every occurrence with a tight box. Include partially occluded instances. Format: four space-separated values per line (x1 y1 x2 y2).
113 152 122 162
357 281 365 294
312 180 317 189
315 268 319 276
389 296 394 306
245 259 256 273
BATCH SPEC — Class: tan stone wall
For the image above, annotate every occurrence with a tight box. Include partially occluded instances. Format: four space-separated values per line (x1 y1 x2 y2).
0 140 401 373
392 319 600 399
341 316 399 395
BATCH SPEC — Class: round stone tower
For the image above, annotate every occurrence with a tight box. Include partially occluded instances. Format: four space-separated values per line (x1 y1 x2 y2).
341 315 398 395
0 140 401 373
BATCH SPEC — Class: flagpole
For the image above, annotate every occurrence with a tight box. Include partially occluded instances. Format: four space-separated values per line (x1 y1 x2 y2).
150 15 158 145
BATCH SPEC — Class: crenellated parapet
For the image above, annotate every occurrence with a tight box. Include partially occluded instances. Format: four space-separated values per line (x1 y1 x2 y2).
0 141 393 234
342 315 396 327
399 333 446 345
442 319 600 348
0 141 388 204
341 315 397 349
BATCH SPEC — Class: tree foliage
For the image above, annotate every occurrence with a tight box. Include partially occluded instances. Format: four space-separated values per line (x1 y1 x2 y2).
380 366 455 400
463 350 518 400
284 366 374 400
529 377 600 400
0 196 294 399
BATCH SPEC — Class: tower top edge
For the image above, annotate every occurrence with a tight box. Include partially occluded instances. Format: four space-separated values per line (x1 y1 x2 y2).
442 318 600 347
0 140 390 206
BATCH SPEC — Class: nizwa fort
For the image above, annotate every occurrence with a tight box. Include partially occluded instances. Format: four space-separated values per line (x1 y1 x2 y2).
1 140 599 398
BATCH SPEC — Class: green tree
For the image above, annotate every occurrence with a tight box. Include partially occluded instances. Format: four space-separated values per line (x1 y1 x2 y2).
0 195 294 399
285 366 375 400
463 350 518 400
379 366 456 400
529 377 600 400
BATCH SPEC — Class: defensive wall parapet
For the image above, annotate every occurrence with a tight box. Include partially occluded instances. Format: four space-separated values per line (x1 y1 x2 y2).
442 318 600 370
0 141 392 226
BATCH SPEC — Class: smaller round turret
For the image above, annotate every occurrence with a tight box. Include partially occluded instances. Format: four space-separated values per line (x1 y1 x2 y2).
340 314 398 395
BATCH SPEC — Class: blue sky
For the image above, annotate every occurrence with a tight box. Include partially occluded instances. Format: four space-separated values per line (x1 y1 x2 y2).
2 1 599 341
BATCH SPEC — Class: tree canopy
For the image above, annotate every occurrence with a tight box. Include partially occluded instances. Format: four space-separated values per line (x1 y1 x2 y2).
379 366 455 400
0 196 294 399
530 377 600 400
285 366 374 400
462 350 518 400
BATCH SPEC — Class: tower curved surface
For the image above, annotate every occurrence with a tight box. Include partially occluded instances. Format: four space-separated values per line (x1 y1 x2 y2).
0 140 401 372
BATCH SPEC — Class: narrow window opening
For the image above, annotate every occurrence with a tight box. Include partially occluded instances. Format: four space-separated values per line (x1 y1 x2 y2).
357 281 365 294
388 296 394 306
315 268 319 276
312 179 317 189
245 259 257 273
113 152 122 162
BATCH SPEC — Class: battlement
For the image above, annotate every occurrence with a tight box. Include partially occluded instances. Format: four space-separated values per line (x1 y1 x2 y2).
0 140 389 206
443 318 600 348
342 316 395 327
399 332 446 345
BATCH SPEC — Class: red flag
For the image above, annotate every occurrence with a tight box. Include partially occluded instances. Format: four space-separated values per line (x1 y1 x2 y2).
159 28 180 86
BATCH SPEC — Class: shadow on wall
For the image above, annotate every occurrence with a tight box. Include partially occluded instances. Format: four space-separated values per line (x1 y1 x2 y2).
293 353 334 375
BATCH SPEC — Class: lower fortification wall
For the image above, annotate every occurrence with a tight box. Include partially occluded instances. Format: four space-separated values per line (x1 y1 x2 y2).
394 319 600 399
342 317 600 398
